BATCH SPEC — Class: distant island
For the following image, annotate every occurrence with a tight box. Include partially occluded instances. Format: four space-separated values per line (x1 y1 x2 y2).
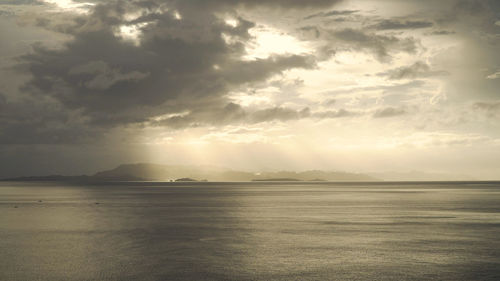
175 178 198 182
2 163 379 182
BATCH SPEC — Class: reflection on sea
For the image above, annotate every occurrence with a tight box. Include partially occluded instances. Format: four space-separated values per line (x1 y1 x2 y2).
1 181 500 280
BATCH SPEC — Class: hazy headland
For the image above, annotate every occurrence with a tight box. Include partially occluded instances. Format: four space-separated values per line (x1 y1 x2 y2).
4 162 479 183
3 163 378 182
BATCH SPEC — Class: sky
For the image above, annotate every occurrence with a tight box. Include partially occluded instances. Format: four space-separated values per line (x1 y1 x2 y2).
0 0 499 179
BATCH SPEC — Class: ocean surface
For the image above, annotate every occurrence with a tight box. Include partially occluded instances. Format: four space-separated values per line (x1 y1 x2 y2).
1 181 500 281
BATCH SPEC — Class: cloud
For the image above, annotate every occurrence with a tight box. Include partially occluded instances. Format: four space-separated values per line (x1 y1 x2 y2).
0 0 346 144
331 28 419 62
379 61 449 80
137 0 343 12
0 93 100 144
251 106 311 123
453 0 489 16
150 103 364 128
394 132 493 148
369 19 434 30
321 99 337 106
14 0 318 131
473 101 500 117
313 109 359 118
474 101 500 110
68 60 149 90
486 71 500 79
150 103 312 128
373 107 407 118
298 26 321 39
430 30 456 35
0 0 41 5
303 9 358 20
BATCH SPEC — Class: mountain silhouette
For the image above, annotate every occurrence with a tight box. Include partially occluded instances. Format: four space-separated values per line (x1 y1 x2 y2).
3 163 379 182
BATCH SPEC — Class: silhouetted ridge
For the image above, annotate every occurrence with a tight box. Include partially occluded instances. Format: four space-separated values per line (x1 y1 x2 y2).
3 163 379 182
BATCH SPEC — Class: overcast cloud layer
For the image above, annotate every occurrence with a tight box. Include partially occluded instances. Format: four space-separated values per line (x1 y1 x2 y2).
0 0 499 178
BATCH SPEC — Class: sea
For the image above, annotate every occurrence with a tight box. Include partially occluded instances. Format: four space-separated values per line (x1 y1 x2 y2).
1 181 500 281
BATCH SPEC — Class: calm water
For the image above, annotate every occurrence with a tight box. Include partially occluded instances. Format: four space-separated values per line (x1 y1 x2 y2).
1 181 500 281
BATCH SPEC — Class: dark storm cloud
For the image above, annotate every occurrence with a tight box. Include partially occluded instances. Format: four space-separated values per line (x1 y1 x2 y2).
373 107 407 118
3 0 493 145
15 0 318 127
0 93 100 144
379 61 449 80
368 19 434 30
331 28 419 62
0 0 346 143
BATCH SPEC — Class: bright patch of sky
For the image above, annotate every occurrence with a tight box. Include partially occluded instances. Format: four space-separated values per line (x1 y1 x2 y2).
243 25 313 60
117 22 150 46
41 0 94 13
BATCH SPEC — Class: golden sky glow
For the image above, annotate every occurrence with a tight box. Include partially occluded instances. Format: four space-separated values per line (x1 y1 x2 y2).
0 0 499 179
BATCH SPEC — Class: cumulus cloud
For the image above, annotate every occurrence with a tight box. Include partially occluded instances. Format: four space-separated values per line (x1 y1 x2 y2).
0 0 351 144
12 0 321 132
0 0 499 179
1 0 426 138
0 0 497 147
